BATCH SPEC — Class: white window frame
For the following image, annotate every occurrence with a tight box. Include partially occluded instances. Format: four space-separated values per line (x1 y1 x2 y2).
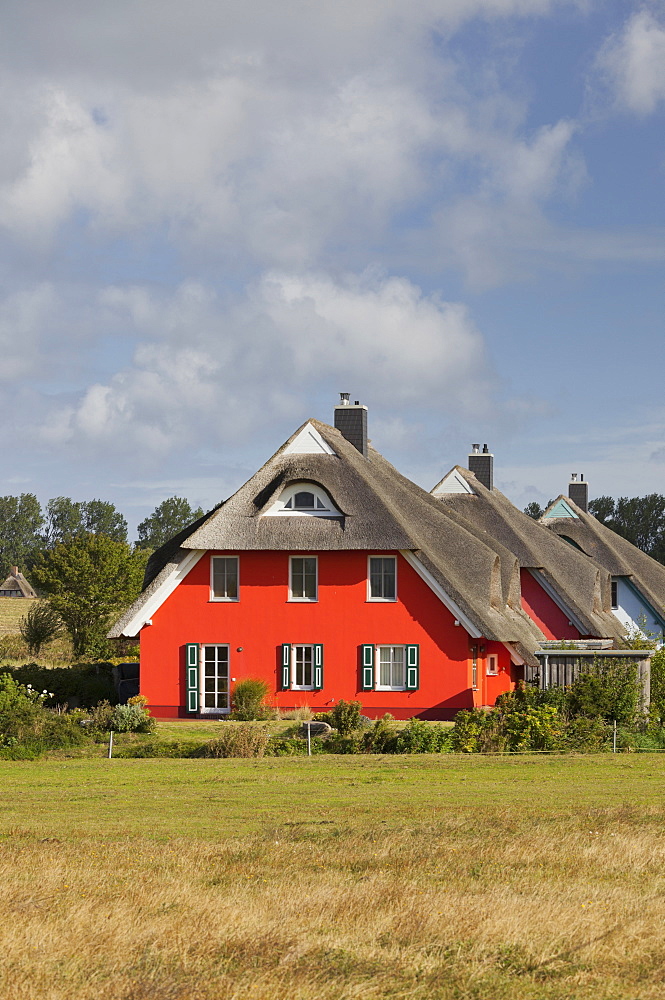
487 653 498 676
200 643 231 714
374 645 407 691
264 482 341 518
210 556 239 602
291 644 316 691
289 556 318 602
367 555 397 602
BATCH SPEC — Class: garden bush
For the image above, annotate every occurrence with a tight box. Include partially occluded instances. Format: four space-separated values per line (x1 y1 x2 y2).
88 698 154 734
2 662 117 708
204 724 272 758
230 679 272 720
394 717 451 753
0 673 88 758
568 657 639 725
328 699 363 735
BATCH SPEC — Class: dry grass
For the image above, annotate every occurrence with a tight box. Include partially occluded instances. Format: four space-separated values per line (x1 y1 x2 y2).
1 755 665 998
0 598 74 664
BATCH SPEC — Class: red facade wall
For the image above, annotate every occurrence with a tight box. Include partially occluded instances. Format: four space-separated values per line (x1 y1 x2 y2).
139 550 516 720
519 568 580 641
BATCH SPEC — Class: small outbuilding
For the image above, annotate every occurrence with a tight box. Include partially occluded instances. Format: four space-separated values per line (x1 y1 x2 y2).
0 567 37 599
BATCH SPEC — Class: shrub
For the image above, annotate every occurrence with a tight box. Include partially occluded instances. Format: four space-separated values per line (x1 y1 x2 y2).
19 601 64 656
329 699 363 735
204 724 272 758
500 704 561 752
450 709 495 753
231 679 272 721
362 714 399 753
0 673 88 757
88 699 154 733
568 657 639 725
3 662 117 708
395 717 451 753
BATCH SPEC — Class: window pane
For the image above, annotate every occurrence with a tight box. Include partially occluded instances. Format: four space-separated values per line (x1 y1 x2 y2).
295 646 313 687
369 557 395 599
212 557 238 599
294 491 315 508
391 646 404 687
291 557 316 599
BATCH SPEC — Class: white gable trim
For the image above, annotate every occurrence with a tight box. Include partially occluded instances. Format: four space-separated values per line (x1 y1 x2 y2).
503 642 526 666
120 549 206 637
400 550 482 638
283 422 337 456
432 469 475 496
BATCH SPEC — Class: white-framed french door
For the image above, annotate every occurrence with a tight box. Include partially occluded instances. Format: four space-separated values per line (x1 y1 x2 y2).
200 644 230 714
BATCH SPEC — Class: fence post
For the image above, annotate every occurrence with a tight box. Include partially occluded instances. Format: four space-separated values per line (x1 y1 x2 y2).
613 719 617 754
108 730 114 759
306 722 311 757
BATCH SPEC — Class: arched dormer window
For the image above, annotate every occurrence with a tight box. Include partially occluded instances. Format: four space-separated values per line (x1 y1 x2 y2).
264 482 342 518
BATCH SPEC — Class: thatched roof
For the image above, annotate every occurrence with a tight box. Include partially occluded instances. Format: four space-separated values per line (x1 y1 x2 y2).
431 467 625 641
0 568 37 598
541 496 665 624
110 420 548 657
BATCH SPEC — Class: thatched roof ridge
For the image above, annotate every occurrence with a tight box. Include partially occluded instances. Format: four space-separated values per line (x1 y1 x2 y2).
542 496 665 621
432 468 625 640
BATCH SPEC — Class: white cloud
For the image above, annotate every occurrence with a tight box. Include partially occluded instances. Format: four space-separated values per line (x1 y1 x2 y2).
37 271 495 457
597 9 665 115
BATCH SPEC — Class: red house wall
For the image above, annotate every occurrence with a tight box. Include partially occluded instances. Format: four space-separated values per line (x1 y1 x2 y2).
519 568 580 641
139 550 516 720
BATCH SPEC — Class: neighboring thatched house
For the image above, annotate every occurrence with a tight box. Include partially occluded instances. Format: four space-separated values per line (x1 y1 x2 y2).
109 397 629 721
0 567 37 599
540 480 665 640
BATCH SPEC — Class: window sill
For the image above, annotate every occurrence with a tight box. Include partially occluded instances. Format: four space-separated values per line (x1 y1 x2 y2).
209 598 239 603
366 597 397 603
287 598 318 603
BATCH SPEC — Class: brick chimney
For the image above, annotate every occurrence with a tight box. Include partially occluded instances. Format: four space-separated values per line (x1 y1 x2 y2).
568 473 588 513
334 393 368 457
468 443 493 490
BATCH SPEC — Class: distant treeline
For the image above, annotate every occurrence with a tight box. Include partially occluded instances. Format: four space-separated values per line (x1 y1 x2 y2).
0 495 204 575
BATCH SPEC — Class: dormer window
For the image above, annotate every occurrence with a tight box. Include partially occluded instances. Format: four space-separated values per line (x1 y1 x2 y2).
264 482 342 518
284 491 325 510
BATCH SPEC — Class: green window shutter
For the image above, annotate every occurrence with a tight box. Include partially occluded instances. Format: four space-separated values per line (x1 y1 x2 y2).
361 644 375 691
281 644 291 690
185 643 199 713
405 644 420 690
313 643 324 690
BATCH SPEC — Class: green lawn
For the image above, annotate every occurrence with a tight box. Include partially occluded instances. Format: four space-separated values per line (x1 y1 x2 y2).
1 753 663 840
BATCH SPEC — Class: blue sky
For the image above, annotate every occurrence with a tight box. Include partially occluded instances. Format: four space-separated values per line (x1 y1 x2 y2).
0 0 664 534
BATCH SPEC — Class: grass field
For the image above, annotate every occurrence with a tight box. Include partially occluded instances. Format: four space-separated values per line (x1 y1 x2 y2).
0 596 39 635
2 754 665 999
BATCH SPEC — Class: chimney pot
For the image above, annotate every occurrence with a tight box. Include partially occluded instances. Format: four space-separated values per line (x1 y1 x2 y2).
472 443 480 454
339 392 350 405
482 444 489 454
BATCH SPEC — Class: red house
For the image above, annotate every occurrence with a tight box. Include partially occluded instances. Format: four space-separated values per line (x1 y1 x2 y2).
110 398 624 719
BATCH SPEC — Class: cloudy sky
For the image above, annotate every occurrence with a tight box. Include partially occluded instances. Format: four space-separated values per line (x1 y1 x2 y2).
1 0 664 532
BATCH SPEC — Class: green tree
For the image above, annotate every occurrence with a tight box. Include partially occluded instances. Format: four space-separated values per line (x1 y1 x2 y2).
589 494 665 564
31 535 148 659
524 501 544 519
19 602 64 657
136 497 204 550
0 494 44 574
43 497 128 547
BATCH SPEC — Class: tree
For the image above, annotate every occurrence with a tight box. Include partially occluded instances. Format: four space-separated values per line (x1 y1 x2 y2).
0 494 44 573
524 502 544 520
31 535 148 659
19 601 65 657
136 497 205 550
589 494 665 564
43 497 128 547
